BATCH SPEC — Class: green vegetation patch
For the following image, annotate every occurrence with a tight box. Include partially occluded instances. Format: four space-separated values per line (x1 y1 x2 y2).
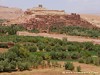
0 35 100 72
50 26 100 38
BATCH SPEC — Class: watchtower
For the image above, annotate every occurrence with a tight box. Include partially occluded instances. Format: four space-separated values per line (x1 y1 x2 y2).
38 4 43 8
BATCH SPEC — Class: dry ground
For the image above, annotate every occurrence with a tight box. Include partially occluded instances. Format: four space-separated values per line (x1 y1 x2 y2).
0 48 8 53
17 32 100 44
0 62 100 75
81 14 100 28
0 6 23 19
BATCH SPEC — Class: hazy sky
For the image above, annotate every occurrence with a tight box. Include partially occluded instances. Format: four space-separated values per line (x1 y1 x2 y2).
0 0 100 14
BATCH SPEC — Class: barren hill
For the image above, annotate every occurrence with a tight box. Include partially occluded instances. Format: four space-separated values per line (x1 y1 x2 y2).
81 14 100 28
0 6 23 20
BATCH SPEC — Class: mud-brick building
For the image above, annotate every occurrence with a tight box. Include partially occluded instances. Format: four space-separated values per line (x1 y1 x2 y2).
6 5 94 33
22 5 94 33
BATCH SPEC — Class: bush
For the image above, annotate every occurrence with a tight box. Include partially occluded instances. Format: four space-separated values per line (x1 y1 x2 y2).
18 62 31 71
50 26 100 38
71 52 80 59
30 29 39 33
85 57 93 64
62 37 67 42
77 66 81 72
97 51 100 57
28 45 37 52
0 43 8 48
2 60 13 72
67 45 77 51
51 61 59 68
78 58 84 63
65 62 74 71
92 57 100 66
7 24 25 35
0 61 4 72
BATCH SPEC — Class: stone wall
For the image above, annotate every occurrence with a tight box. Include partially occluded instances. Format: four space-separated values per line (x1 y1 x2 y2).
24 9 65 15
33 10 65 15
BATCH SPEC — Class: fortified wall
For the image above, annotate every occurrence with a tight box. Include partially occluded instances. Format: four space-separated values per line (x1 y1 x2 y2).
23 14 93 33
24 5 65 15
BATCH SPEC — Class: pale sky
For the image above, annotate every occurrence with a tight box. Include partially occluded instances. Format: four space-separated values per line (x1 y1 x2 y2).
0 0 100 14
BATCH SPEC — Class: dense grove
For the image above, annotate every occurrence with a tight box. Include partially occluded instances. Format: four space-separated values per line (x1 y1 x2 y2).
0 25 25 35
50 26 100 38
0 24 40 35
0 35 100 72
0 23 100 72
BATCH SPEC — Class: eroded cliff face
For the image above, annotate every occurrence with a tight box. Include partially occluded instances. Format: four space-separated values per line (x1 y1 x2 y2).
0 6 23 20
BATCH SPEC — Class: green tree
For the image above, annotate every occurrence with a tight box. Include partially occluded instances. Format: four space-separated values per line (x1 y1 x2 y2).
28 45 37 52
65 62 74 71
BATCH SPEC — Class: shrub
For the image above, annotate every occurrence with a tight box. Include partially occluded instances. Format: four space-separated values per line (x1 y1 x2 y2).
67 45 77 51
30 29 39 33
71 52 80 59
18 62 31 71
78 58 84 63
45 45 52 52
2 60 12 72
0 61 4 72
65 62 74 71
41 60 46 68
97 51 100 57
51 61 59 68
28 45 37 52
62 37 67 42
92 57 100 66
77 66 81 72
85 57 93 64
0 43 8 48
7 24 24 35
50 26 100 38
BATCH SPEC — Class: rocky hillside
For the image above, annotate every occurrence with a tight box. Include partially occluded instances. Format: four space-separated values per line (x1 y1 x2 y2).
0 6 23 20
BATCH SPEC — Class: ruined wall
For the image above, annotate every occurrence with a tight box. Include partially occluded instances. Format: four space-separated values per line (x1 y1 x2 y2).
24 9 65 15
64 13 80 20
33 10 65 15
23 15 66 32
23 13 94 33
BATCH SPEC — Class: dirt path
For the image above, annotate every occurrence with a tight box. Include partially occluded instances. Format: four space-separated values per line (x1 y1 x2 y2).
59 61 100 73
17 31 100 44
73 62 100 72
